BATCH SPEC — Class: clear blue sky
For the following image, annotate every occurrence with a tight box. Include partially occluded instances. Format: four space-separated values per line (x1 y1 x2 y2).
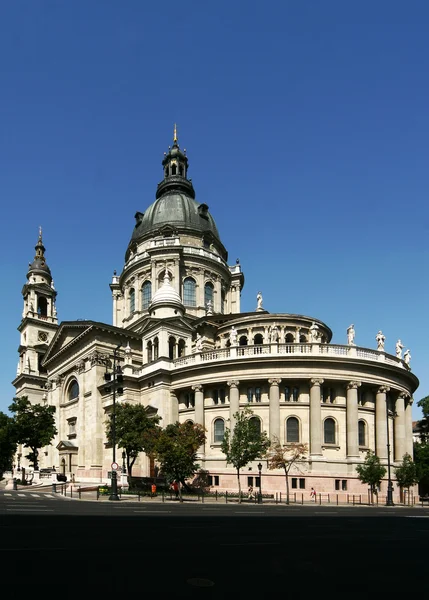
1 1 428 420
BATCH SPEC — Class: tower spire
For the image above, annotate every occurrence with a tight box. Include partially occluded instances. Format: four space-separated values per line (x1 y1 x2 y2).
173 123 178 144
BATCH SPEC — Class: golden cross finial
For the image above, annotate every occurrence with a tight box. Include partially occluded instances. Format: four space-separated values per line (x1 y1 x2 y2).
173 123 178 143
38 226 42 240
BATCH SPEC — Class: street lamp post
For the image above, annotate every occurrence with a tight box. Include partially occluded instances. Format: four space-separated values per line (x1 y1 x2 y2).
104 342 123 502
386 401 395 506
257 462 262 504
122 450 127 475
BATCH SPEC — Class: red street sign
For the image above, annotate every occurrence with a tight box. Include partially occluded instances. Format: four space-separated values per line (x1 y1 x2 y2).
111 462 119 471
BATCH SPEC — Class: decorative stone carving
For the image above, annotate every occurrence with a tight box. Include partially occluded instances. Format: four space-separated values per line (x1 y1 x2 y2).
270 326 279 343
227 380 240 388
347 381 361 390
395 339 404 359
310 378 324 387
76 359 86 374
268 378 282 386
256 291 263 311
229 326 237 345
377 385 390 394
376 330 385 351
192 384 203 393
206 300 213 316
347 324 355 345
124 342 132 364
403 348 411 366
309 322 320 342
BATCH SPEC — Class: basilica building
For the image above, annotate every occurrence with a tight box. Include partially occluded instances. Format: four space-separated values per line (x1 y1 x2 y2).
12 132 419 498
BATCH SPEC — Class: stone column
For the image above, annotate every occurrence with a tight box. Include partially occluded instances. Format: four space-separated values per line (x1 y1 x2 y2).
346 381 361 458
227 380 240 430
394 392 407 462
375 386 389 460
192 384 205 455
404 397 414 458
192 384 204 428
268 378 281 442
309 378 323 457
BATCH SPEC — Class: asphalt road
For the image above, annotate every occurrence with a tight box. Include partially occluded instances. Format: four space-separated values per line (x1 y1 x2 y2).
1 491 428 599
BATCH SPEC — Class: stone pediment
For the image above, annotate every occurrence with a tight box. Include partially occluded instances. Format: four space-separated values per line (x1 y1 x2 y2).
43 320 141 367
57 440 78 452
138 316 195 337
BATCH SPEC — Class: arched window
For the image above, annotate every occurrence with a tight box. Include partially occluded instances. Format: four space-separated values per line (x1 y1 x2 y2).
250 417 261 436
171 163 177 175
286 417 300 442
214 418 225 443
129 288 135 313
221 291 225 314
147 341 153 363
178 339 186 357
37 297 48 317
324 418 336 444
68 380 79 401
142 281 152 310
285 333 294 343
299 334 307 343
239 336 248 346
204 282 214 308
254 334 264 345
358 420 366 447
184 278 196 307
169 336 176 360
153 337 159 361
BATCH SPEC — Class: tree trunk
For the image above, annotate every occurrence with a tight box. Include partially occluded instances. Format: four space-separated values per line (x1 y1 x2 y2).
285 468 290 505
237 469 241 503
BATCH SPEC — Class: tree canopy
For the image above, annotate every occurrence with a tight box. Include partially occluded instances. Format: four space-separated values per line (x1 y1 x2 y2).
105 402 161 477
0 412 17 476
8 396 57 470
267 437 308 504
356 450 386 502
152 421 206 500
394 453 418 496
221 407 270 500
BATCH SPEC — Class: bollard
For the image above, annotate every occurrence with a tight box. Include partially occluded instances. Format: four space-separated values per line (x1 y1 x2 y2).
162 490 165 503
78 487 81 499
215 490 218 502
52 483 57 493
225 491 228 504
13 478 17 491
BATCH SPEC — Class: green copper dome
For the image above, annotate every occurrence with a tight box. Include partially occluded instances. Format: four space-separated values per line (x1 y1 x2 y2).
129 134 222 248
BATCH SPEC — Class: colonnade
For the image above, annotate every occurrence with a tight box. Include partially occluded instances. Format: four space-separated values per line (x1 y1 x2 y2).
182 378 414 464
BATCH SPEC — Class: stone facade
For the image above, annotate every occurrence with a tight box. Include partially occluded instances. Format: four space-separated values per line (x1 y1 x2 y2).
12 134 419 500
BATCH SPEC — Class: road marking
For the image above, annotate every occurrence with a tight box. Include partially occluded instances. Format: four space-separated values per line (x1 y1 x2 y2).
235 511 266 514
30 494 41 497
17 494 26 497
3 493 12 496
6 508 54 512
133 510 172 514
202 508 220 511
314 511 338 514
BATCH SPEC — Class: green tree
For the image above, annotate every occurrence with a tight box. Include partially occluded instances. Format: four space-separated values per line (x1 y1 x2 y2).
105 403 161 478
416 396 429 443
0 412 17 478
356 450 386 503
9 396 57 470
267 437 308 504
394 453 418 503
221 407 271 502
153 421 206 501
414 442 429 497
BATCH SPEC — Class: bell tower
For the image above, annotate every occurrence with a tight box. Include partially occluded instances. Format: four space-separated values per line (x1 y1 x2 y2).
12 228 59 402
